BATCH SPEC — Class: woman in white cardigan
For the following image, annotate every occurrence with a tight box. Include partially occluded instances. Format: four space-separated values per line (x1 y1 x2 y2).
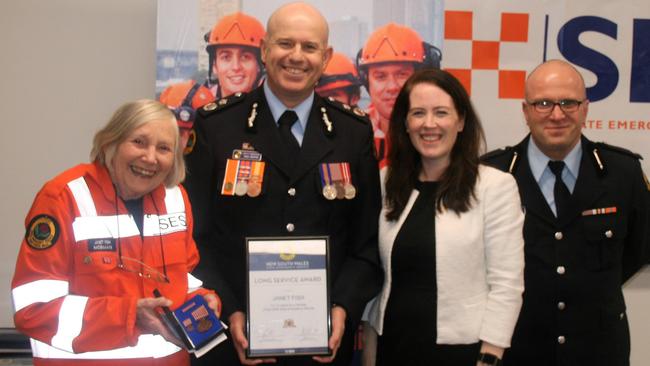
367 69 524 366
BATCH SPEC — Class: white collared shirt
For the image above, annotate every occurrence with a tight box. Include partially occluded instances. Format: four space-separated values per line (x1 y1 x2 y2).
263 82 313 146
527 138 582 216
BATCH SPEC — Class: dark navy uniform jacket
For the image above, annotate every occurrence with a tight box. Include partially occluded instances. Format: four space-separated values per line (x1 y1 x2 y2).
184 85 382 364
482 135 649 366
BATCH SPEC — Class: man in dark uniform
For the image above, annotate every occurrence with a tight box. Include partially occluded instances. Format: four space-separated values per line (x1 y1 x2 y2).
184 3 382 365
482 59 649 366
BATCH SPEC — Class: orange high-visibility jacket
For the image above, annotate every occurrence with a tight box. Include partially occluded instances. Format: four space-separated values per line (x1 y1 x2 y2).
367 105 390 169
12 162 210 365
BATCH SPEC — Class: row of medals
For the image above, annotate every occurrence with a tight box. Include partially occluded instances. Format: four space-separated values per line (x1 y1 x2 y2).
322 181 356 200
232 178 261 197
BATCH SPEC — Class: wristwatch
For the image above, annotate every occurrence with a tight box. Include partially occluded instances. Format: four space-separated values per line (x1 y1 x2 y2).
477 352 503 366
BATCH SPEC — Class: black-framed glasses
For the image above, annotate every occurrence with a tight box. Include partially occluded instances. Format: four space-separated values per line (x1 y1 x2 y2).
526 99 584 114
118 255 170 283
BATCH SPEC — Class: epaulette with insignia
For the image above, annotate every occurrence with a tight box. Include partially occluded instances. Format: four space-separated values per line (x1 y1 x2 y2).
481 147 512 162
481 146 520 173
595 142 643 160
322 96 369 124
197 92 246 118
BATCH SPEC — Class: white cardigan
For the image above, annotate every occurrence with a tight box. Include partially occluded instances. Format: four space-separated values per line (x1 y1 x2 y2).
369 165 524 348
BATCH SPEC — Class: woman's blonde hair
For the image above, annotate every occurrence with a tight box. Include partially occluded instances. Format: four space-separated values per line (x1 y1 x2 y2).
90 99 185 187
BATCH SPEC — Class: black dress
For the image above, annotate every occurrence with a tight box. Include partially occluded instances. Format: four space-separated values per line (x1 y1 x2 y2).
377 182 479 365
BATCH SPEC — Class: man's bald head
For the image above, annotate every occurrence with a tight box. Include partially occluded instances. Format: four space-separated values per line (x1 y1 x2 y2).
522 59 589 160
266 2 329 46
525 59 586 100
261 2 333 107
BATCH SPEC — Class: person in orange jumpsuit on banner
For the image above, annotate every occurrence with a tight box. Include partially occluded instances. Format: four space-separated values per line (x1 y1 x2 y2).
204 12 266 99
12 99 221 366
356 23 441 168
159 80 214 155
316 52 361 107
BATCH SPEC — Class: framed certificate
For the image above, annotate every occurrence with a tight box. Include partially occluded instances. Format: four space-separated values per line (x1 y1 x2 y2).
246 236 331 358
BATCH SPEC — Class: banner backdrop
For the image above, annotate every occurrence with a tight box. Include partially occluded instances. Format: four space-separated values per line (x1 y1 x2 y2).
157 0 650 171
443 0 650 170
156 0 649 363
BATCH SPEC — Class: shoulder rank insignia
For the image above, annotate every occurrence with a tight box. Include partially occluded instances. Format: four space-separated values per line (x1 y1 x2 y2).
595 142 643 160
203 102 217 111
25 214 60 250
353 107 366 117
322 96 369 125
481 146 519 173
480 148 510 161
198 92 246 118
592 142 644 177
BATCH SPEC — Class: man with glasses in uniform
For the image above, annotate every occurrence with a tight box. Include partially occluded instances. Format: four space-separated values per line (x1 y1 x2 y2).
482 59 649 366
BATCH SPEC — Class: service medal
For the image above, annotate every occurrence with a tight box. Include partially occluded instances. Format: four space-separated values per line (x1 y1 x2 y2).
247 181 262 197
197 317 213 332
335 182 345 199
322 185 337 200
247 161 265 197
341 162 356 199
344 184 356 199
221 159 239 196
235 181 248 196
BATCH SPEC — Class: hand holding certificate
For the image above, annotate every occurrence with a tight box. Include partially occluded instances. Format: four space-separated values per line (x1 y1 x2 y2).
246 236 332 358
313 305 346 363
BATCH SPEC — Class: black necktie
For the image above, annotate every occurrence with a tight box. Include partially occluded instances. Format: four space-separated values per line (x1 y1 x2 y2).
277 110 300 166
548 160 571 221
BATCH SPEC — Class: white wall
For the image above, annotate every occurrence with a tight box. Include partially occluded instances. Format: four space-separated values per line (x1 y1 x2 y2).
0 1 648 365
0 0 156 324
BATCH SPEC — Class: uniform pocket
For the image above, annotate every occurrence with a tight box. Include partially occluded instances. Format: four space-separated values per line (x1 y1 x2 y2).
73 240 119 275
157 233 188 266
582 214 624 270
600 303 626 331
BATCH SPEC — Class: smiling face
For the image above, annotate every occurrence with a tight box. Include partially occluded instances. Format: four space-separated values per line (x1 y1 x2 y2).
109 119 176 200
261 4 332 107
406 82 464 175
368 62 415 123
523 60 588 160
214 46 260 96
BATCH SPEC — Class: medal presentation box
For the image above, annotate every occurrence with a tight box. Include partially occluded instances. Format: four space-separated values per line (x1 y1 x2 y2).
157 292 228 358
246 236 331 358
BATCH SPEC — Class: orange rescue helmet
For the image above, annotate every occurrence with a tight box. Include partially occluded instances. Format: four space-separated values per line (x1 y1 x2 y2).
356 23 441 90
206 12 265 50
358 23 425 67
205 12 266 94
316 53 361 93
159 80 214 129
